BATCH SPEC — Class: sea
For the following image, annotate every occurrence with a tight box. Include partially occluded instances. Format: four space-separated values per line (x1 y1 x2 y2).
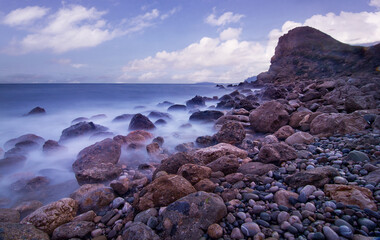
0 83 230 207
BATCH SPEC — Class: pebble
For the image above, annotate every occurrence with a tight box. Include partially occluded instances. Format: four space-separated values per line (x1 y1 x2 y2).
277 211 290 224
338 225 353 238
237 212 246 220
240 222 260 237
207 223 223 239
112 197 125 209
231 227 244 239
305 202 316 212
323 226 339 240
333 176 348 184
358 218 377 231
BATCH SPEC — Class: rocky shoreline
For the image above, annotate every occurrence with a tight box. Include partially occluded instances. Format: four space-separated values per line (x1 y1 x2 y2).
1 26 380 240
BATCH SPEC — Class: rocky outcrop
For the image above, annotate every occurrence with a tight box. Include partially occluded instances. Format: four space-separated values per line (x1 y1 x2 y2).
249 100 289 133
256 26 380 84
186 95 206 108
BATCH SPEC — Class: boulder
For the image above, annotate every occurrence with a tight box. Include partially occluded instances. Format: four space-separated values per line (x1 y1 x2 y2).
189 110 224 123
300 89 321 102
52 221 95 240
11 176 50 192
69 183 105 201
206 155 239 175
112 113 133 122
364 169 380 184
72 138 122 185
136 174 196 211
25 106 46 116
347 150 370 162
258 142 297 164
76 186 116 214
128 114 156 131
122 222 160 240
153 152 200 178
186 95 206 108
4 134 45 151
285 166 339 188
59 122 108 142
194 179 217 192
114 130 154 146
215 115 250 125
20 198 78 235
12 200 43 217
238 162 278 176
148 111 171 120
177 164 212 184
249 100 289 133
345 95 377 113
0 208 20 223
274 125 295 140
324 184 377 211
168 104 187 111
160 191 227 240
0 222 49 240
193 143 248 164
110 178 130 195
42 140 65 153
0 155 26 170
274 190 299 208
214 121 246 145
285 132 314 145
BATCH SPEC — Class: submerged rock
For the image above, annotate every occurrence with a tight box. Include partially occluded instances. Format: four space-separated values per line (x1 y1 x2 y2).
25 106 46 116
128 113 156 131
189 110 224 122
4 134 45 151
59 121 108 142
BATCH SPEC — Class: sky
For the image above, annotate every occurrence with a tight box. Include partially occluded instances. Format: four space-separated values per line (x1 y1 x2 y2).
0 0 379 84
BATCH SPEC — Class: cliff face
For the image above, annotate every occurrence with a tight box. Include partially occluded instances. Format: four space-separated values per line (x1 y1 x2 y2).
257 26 380 84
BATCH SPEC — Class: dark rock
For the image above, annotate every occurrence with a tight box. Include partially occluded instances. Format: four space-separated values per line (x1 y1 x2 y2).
186 95 206 108
238 162 278 176
249 100 289 133
154 119 167 125
345 95 377 113
0 222 49 240
71 117 89 124
4 134 45 151
128 114 156 131
196 135 217 147
75 186 116 213
122 222 160 240
0 208 20 223
52 221 95 240
59 121 108 142
189 110 224 122
153 152 200 178
42 140 65 153
148 111 171 120
11 176 50 192
364 169 380 184
168 104 187 112
112 114 133 122
285 166 339 188
206 155 239 175
25 106 46 116
177 164 212 184
214 121 246 145
258 142 297 164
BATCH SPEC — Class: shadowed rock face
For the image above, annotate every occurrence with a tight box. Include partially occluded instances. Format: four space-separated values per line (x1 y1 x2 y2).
257 26 380 84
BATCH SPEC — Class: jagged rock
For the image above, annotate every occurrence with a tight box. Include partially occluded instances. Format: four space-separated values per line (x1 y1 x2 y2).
214 121 246 145
285 166 339 188
186 95 206 108
193 143 248 164
128 114 156 131
249 100 289 133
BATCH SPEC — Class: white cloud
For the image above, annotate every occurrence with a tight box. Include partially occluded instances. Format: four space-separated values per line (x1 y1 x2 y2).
205 11 244 26
52 58 87 68
370 0 380 8
219 27 242 41
2 6 49 26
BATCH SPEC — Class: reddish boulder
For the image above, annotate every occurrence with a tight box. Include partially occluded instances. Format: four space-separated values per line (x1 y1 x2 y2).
258 142 296 164
76 186 116 214
249 100 289 133
153 152 200 178
285 166 339 188
274 125 295 140
285 131 314 145
206 155 239 175
177 164 212 184
214 121 246 145
128 114 156 131
194 143 248 164
194 179 217 192
114 130 154 146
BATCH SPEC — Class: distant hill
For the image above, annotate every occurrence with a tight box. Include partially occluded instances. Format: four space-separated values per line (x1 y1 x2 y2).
194 82 215 85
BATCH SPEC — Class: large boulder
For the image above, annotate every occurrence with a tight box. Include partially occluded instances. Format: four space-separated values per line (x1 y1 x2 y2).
177 164 212 184
59 121 108 142
160 191 227 240
206 155 239 175
238 162 278 176
122 222 160 240
153 152 200 178
193 143 248 164
52 221 95 240
186 95 206 108
324 184 377 211
274 125 295 140
72 138 122 185
20 198 78 235
128 114 156 131
135 174 196 211
214 121 246 145
345 95 377 113
0 222 49 240
114 130 154 146
4 134 45 151
285 166 339 188
76 186 116 214
189 110 224 123
249 100 289 133
258 142 297 164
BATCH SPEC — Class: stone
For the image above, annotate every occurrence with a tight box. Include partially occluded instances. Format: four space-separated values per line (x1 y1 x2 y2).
128 113 156 131
148 111 171 120
112 113 133 122
189 110 224 122
0 208 20 223
25 106 46 115
274 125 295 140
225 173 244 184
186 95 206 108
168 104 187 112
206 155 239 175
241 222 261 237
0 222 49 240
277 211 290 223
4 134 45 151
249 100 289 133
214 121 246 145
238 162 278 176
364 169 380 184
12 200 43 217
72 138 122 185
345 95 376 113
76 186 116 213
300 185 316 198
177 164 212 184
110 178 130 195
153 152 199 178
114 130 154 146
134 208 158 224
146 142 161 156
175 142 195 153
323 226 339 240
193 143 248 164
231 227 244 239
274 190 299 208
20 198 78 235
285 131 314 145
52 221 95 240
339 225 353 238
285 166 339 188
194 179 216 192
42 140 66 153
160 191 227 240
11 176 50 192
122 222 160 240
324 184 377 211
136 174 196 211
72 210 96 222
358 218 376 231
59 121 108 142
258 142 296 164
347 150 369 162
207 223 223 239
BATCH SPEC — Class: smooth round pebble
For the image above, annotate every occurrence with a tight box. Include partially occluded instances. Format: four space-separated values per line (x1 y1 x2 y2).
207 223 223 239
241 222 260 237
339 225 353 238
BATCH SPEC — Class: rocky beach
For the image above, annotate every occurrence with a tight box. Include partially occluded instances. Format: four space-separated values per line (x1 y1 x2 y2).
0 26 380 240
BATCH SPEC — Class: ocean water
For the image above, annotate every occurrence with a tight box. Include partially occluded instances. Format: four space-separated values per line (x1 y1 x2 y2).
0 83 230 207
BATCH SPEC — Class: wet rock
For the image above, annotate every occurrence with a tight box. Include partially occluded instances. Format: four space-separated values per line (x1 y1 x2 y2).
42 140 66 153
20 198 78 235
274 190 299 208
148 111 171 120
59 121 108 142
153 152 200 178
160 191 227 240
323 226 339 240
238 162 278 176
76 186 116 213
324 184 377 211
196 135 217 147
114 130 154 146
154 119 167 125
0 222 49 240
122 222 160 240
25 106 46 116
146 142 161 156
52 221 95 240
175 142 195 153
112 113 133 122
258 142 297 164
345 95 376 113
193 143 247 164
189 110 224 123
364 168 380 184
285 166 339 188
186 95 206 108
285 131 314 145
72 138 121 185
4 134 45 151
206 155 239 175
249 100 289 133
0 208 20 223
241 222 261 237
128 114 156 131
194 179 216 192
346 150 369 162
11 176 50 192
136 174 196 211
177 164 212 184
110 178 130 195
214 121 246 145
168 104 187 111
274 125 295 140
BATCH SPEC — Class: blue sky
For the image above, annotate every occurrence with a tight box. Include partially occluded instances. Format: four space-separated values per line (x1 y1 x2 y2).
0 0 379 83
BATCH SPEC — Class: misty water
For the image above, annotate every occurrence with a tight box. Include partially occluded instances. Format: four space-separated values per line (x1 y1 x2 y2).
0 83 230 207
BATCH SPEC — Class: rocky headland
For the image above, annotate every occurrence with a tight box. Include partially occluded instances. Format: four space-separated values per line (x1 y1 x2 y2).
0 26 379 240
